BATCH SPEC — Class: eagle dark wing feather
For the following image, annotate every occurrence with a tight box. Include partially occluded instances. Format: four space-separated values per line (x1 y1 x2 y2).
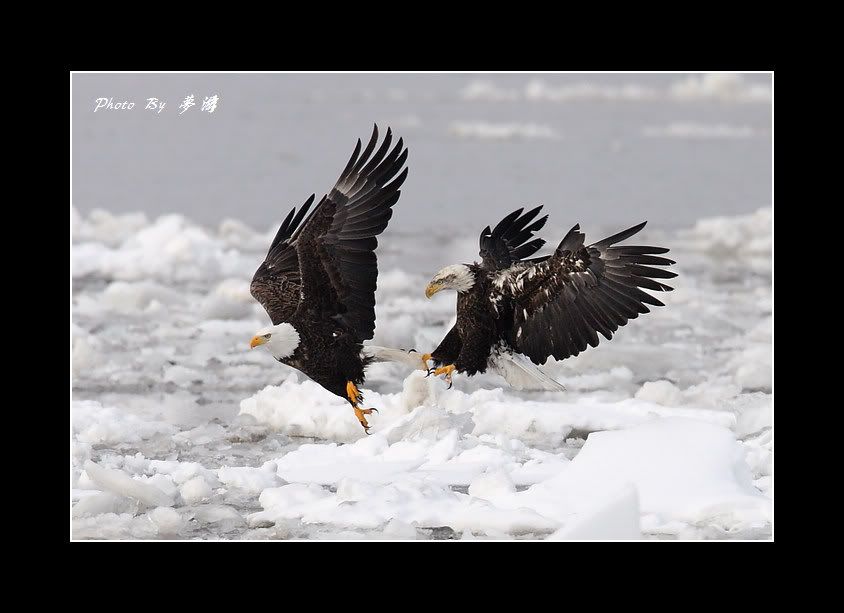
295 124 408 341
250 194 316 324
499 222 676 364
479 206 549 270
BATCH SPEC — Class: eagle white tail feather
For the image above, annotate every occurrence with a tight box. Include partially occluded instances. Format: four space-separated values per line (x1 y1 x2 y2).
361 345 428 371
362 345 565 391
488 352 566 391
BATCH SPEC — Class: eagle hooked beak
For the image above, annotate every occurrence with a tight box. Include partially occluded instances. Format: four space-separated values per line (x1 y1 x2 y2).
250 335 268 349
425 281 444 299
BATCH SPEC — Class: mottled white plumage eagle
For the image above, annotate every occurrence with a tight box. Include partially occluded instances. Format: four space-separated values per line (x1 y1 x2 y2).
422 207 677 388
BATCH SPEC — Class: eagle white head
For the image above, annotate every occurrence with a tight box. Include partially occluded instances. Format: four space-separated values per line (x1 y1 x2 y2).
249 322 300 359
425 264 476 298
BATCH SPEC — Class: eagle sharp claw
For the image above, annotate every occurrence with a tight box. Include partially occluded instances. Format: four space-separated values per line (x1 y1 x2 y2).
432 364 456 388
348 381 378 431
353 406 378 432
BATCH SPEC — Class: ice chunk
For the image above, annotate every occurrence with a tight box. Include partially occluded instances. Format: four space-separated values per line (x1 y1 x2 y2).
468 469 516 500
547 485 641 540
217 463 283 494
507 418 770 532
179 476 213 505
72 493 137 518
635 380 684 406
84 460 174 507
149 507 185 537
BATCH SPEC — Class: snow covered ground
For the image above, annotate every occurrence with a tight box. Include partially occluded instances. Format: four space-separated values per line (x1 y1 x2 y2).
71 206 772 540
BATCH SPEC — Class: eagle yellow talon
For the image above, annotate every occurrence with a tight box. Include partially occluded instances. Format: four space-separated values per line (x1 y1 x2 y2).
433 364 456 388
420 353 432 370
347 381 377 432
354 406 376 432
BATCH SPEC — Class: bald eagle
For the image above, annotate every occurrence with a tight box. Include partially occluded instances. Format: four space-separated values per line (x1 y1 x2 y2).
249 125 408 432
422 206 676 389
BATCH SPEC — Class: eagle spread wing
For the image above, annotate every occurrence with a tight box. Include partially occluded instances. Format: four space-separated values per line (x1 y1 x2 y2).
269 124 408 341
250 196 316 324
251 125 407 337
479 206 549 270
497 222 676 364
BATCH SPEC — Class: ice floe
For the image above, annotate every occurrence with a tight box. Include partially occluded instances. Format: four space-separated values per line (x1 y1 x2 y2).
72 205 772 539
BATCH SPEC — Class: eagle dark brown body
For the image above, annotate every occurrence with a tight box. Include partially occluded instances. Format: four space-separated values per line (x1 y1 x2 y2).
280 318 373 400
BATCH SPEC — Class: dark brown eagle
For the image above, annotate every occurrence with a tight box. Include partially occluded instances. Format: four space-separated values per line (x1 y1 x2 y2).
422 206 677 389
249 125 408 432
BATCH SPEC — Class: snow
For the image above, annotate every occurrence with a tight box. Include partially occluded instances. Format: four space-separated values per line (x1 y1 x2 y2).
643 122 755 139
547 485 641 540
72 206 772 540
448 121 559 141
679 207 772 263
668 73 772 103
541 419 767 527
179 476 214 505
149 507 185 536
200 279 255 320
459 74 770 104
83 460 175 508
73 401 176 445
217 463 283 494
460 80 657 103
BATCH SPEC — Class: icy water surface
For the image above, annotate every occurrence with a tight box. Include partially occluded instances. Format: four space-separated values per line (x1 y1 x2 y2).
72 206 772 540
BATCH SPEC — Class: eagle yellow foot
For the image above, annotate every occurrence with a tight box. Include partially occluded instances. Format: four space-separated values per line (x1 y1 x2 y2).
420 353 432 371
433 364 456 389
346 381 364 405
346 381 378 434
354 406 377 433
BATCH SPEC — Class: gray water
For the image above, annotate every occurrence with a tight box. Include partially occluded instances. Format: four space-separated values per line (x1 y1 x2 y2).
71 73 772 232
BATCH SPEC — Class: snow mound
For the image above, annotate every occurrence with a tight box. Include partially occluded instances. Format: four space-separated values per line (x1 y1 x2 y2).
73 401 176 445
72 208 150 246
448 121 558 141
218 462 283 494
73 213 255 282
510 418 770 534
524 80 656 102
679 207 772 260
643 122 755 139
459 80 656 102
458 74 770 104
547 484 641 540
72 206 772 540
84 460 175 507
669 73 771 102
200 278 255 320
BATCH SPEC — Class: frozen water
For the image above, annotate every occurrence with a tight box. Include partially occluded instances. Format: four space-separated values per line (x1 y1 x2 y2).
71 63 771 542
72 202 772 540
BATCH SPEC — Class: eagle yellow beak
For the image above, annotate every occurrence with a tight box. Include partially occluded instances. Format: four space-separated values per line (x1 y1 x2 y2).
425 281 444 299
250 336 268 349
